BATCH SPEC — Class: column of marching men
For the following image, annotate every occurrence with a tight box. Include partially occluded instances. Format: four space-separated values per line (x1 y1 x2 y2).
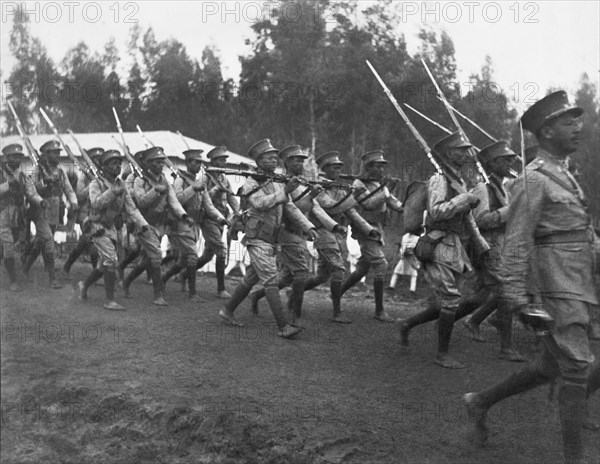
1 89 600 464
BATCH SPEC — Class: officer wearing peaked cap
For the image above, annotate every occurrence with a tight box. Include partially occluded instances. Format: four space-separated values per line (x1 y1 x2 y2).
398 131 480 369
193 146 238 299
464 91 600 463
23 139 78 288
299 150 379 323
62 146 106 277
220 139 317 339
81 148 148 310
249 145 340 322
341 149 403 323
1 144 44 291
460 141 525 361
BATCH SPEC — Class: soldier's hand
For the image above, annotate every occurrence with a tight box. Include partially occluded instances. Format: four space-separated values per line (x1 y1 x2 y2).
39 200 48 209
112 184 125 196
306 228 319 241
369 229 381 240
182 215 194 227
154 184 168 194
333 224 347 236
221 218 231 228
309 184 324 198
192 181 205 192
353 186 366 198
284 177 302 194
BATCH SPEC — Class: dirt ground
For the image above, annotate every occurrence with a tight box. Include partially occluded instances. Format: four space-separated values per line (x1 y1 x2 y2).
1 262 599 464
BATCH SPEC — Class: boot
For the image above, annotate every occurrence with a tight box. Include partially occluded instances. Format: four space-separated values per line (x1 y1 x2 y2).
434 310 463 369
219 282 251 327
151 264 168 306
103 269 124 310
340 266 368 296
373 278 393 322
288 279 306 322
4 257 21 291
215 257 230 298
558 385 586 464
331 280 350 323
397 297 441 347
79 268 103 300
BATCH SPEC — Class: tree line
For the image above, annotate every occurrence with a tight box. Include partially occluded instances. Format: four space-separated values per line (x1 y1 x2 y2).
3 0 598 217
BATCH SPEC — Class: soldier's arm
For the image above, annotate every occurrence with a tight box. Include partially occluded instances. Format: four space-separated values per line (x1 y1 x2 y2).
353 179 381 210
60 168 78 206
283 201 316 233
90 179 118 210
500 171 545 305
173 177 196 206
245 179 287 211
344 207 377 236
472 182 507 230
133 177 163 208
385 187 404 212
23 175 43 206
225 178 240 215
166 182 187 219
427 173 473 221
201 189 226 222
310 199 337 231
124 189 149 229
0 179 9 197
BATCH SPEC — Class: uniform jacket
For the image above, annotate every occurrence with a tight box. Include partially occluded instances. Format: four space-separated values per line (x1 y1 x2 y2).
240 176 314 245
89 176 147 237
0 169 43 228
501 149 598 305
173 170 225 224
133 171 187 227
472 173 509 250
30 163 77 225
206 172 239 218
425 173 473 272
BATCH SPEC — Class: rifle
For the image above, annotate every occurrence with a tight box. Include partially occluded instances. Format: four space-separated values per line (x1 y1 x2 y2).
366 60 490 258
135 123 183 182
420 59 490 185
66 130 106 181
111 107 146 180
39 108 94 180
6 101 49 179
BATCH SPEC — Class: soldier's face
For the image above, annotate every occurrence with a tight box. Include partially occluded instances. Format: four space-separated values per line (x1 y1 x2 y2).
44 149 61 165
449 148 472 167
545 114 583 154
4 160 21 172
491 155 516 177
286 157 305 176
365 162 386 179
104 158 122 177
256 152 279 173
187 158 202 175
323 164 342 180
147 158 165 175
211 157 227 168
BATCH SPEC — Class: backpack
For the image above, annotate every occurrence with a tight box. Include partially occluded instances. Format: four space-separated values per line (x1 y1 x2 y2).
402 180 428 235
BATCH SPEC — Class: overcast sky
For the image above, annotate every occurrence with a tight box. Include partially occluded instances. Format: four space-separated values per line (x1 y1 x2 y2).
1 1 598 110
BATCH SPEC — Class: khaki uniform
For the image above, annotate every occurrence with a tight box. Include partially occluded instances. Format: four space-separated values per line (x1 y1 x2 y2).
501 150 597 382
241 177 314 287
352 179 403 279
133 172 193 265
0 171 42 259
89 177 148 271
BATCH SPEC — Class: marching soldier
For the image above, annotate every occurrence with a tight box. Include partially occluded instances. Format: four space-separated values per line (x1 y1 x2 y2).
124 147 194 305
302 151 379 323
23 140 78 288
397 132 480 369
249 145 338 323
0 144 44 291
79 149 148 310
463 91 600 463
62 147 104 276
219 139 318 339
192 146 236 298
163 148 228 299
340 150 403 322
461 141 525 362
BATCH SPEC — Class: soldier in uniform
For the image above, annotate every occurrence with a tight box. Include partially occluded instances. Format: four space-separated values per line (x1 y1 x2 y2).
79 149 149 310
249 145 339 323
301 151 379 323
340 150 403 322
124 147 194 305
23 140 79 288
461 141 526 362
163 148 228 299
193 146 237 298
0 144 44 291
397 133 480 369
463 91 600 464
219 139 318 339
62 147 104 276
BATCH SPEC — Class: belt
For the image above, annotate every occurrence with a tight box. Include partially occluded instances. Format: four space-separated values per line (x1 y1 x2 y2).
535 229 592 245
